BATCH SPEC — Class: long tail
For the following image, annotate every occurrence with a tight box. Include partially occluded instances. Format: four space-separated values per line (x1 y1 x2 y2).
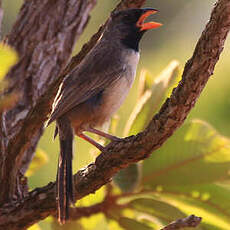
56 117 74 224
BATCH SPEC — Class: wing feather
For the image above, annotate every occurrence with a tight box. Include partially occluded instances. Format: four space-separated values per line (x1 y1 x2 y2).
48 43 125 124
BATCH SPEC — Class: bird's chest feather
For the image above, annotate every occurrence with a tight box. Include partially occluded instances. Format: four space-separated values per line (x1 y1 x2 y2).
96 50 140 123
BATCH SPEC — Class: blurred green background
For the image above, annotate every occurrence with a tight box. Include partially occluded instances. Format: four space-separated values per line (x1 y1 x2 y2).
2 0 230 229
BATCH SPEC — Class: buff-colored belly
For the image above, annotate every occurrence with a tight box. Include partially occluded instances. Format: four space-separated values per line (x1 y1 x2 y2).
95 73 134 125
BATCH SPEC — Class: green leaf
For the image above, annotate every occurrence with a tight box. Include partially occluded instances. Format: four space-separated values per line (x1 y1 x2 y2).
76 186 105 207
117 62 179 194
137 69 155 98
123 89 152 136
118 217 152 230
142 120 230 187
123 61 179 136
117 194 205 230
26 148 48 177
129 198 186 221
202 223 224 230
157 183 230 227
155 185 230 230
0 43 19 111
28 224 41 230
80 214 109 230
113 163 141 192
0 42 18 80
108 219 124 230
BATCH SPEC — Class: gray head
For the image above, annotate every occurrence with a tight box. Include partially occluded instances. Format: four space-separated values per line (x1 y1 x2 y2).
102 8 162 51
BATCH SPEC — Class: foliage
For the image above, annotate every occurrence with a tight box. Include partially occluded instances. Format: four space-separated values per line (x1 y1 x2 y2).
3 1 230 229
0 42 18 80
32 61 230 229
1 37 229 230
26 148 49 177
0 42 18 112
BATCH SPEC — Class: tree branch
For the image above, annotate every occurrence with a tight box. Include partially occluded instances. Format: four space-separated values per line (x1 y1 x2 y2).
0 0 229 228
160 215 202 230
1 0 230 228
0 0 147 205
0 0 147 228
0 0 97 202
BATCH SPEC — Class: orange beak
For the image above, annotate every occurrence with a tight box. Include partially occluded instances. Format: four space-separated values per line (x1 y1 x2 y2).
136 9 162 31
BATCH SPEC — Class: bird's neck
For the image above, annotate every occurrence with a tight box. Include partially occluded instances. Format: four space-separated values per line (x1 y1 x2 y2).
121 29 144 52
102 26 144 52
120 32 143 52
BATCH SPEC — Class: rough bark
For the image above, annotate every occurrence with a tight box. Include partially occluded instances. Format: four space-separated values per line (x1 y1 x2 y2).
0 0 147 228
0 0 229 228
0 0 147 204
0 0 97 203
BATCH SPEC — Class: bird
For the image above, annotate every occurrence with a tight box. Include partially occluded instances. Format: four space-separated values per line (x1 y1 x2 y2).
47 8 162 224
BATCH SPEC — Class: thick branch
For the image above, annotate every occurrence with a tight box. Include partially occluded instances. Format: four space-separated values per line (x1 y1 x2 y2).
0 0 229 228
160 215 202 230
0 0 146 204
0 0 96 202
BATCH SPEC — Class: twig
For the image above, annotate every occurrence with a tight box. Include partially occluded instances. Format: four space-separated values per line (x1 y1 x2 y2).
160 215 202 230
69 193 123 220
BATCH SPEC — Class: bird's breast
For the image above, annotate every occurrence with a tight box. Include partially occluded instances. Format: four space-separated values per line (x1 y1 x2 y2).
95 50 140 125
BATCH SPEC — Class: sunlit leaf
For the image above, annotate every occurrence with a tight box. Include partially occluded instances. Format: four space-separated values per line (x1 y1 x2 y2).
124 61 179 136
0 43 19 112
109 115 120 135
0 42 18 79
117 62 179 195
108 219 124 230
118 217 152 230
76 186 105 207
136 213 164 230
113 163 141 192
156 183 230 227
122 208 135 219
123 197 188 229
117 194 205 230
137 69 155 98
28 224 41 230
129 198 186 221
142 120 230 187
202 223 223 230
123 89 151 136
80 213 109 230
157 189 230 230
124 119 230 229
26 148 48 177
